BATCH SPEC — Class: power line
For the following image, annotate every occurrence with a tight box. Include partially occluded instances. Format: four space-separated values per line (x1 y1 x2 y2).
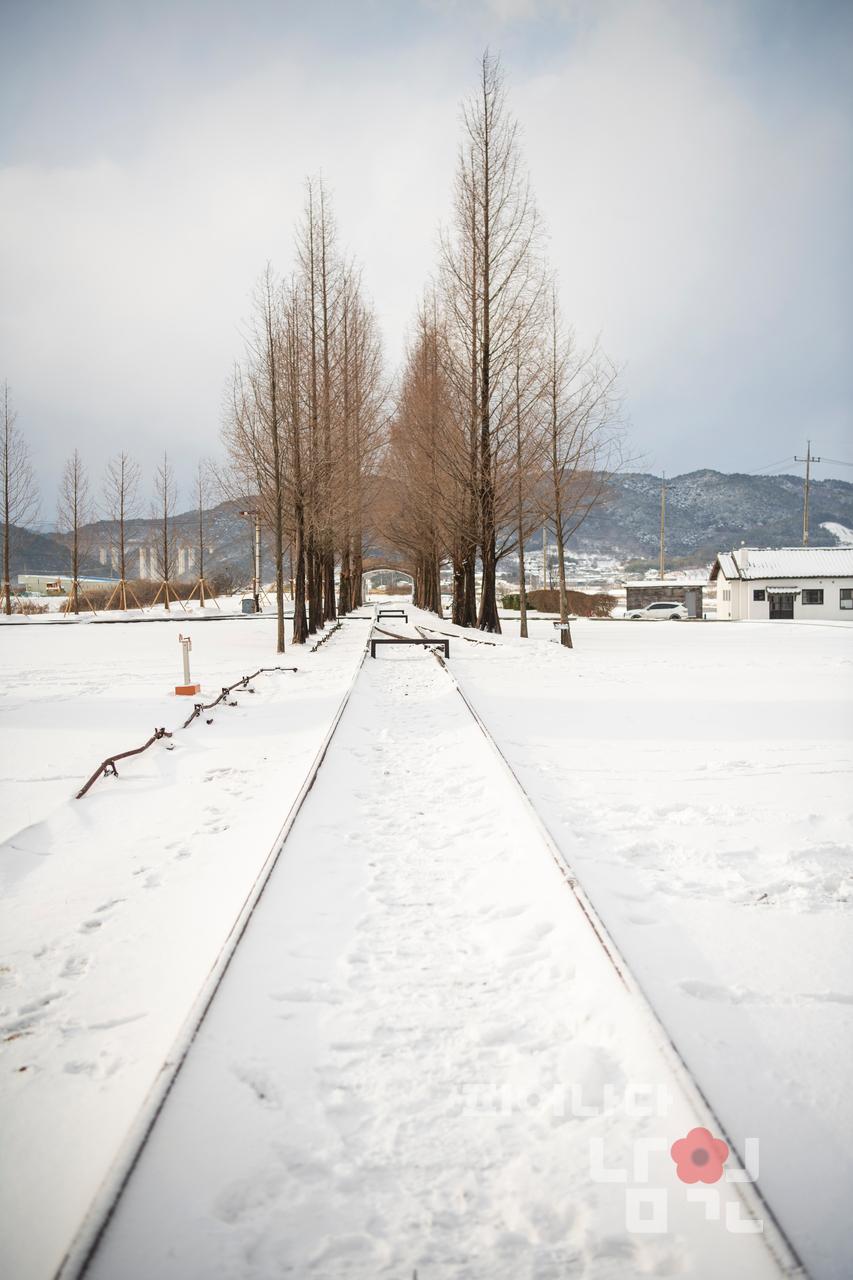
750 457 796 474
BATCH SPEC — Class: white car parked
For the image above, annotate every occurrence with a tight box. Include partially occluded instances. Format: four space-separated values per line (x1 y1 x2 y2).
625 600 688 621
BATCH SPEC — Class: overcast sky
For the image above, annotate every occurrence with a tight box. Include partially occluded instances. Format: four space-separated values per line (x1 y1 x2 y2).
2 0 851 516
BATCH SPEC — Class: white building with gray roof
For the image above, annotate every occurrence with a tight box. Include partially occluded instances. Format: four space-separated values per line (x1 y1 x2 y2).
710 547 853 621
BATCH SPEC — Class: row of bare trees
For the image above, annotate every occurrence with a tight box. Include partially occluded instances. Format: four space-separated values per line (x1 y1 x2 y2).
73 453 215 612
1 387 217 615
382 54 623 644
222 178 387 651
5 57 621 641
2 381 38 615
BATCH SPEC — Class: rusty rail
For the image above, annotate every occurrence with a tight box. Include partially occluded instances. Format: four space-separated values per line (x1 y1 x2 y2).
76 728 173 799
76 665 298 799
179 665 297 729
310 620 342 652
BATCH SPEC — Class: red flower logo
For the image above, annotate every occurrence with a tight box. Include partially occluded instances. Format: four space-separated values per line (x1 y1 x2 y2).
670 1127 729 1184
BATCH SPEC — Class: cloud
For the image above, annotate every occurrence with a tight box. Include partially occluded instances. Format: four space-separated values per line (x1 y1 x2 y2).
0 0 850 511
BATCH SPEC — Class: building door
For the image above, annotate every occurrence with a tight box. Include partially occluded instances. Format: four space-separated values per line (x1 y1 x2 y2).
769 592 794 620
684 588 700 618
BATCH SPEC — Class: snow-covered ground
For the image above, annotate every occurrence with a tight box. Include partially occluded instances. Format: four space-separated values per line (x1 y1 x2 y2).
83 640 783 1280
1 607 850 1278
0 610 371 1280
820 521 853 546
421 611 852 1280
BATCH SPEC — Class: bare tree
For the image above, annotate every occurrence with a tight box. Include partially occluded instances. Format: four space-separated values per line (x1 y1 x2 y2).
221 269 288 649
57 450 93 614
187 460 219 608
151 451 184 611
102 451 142 610
282 279 309 642
442 53 542 632
252 266 287 651
222 181 388 642
544 290 622 647
1 383 38 615
510 330 546 637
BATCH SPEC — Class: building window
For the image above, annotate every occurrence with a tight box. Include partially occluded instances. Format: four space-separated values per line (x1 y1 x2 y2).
802 589 824 606
753 589 765 602
841 589 853 610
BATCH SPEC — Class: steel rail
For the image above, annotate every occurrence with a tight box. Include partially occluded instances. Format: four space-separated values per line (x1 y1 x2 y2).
75 667 298 798
75 729 173 799
63 606 804 1279
179 665 298 730
57 613 376 1280
417 620 498 645
413 621 807 1279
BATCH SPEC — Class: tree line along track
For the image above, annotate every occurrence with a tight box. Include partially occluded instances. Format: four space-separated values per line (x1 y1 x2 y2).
61 608 804 1280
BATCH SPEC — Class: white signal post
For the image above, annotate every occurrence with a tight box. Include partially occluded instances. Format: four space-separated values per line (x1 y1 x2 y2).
175 633 201 696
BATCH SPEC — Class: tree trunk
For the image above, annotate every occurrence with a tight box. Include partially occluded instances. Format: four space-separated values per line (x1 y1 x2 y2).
551 371 573 650
351 520 363 607
2 464 10 616
306 531 319 633
292 502 309 643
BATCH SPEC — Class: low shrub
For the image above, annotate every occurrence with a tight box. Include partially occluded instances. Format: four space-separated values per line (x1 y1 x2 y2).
501 588 616 617
11 598 49 615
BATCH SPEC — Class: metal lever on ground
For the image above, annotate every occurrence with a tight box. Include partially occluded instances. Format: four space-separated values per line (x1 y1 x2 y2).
76 727 173 799
77 667 298 797
181 666 298 728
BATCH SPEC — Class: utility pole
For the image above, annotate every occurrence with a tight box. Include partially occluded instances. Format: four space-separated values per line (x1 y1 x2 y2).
794 442 821 545
238 509 262 611
659 472 667 580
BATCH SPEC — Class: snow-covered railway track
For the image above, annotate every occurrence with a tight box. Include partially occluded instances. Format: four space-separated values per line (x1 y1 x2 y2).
56 613 376 1280
65 616 802 1279
409 617 807 1279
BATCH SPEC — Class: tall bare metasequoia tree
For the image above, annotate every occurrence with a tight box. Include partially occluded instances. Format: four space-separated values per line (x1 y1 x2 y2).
57 450 92 614
102 451 141 609
544 289 622 647
442 52 542 632
152 451 183 611
252 266 287 652
217 58 619 644
1 383 38 615
222 184 386 644
187 460 218 608
384 52 620 643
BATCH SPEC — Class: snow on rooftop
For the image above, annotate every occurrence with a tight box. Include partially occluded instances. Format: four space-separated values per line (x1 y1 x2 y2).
714 546 853 580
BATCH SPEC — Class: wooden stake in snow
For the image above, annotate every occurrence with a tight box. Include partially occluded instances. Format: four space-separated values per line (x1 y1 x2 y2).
175 633 200 696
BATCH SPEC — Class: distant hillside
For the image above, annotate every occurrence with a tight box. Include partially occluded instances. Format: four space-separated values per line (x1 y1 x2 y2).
4 525 104 580
6 503 257 585
8 471 853 579
572 470 853 560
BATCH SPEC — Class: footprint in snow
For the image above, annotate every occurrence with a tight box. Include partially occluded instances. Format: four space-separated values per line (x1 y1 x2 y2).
1 991 65 1037
0 965 19 991
232 1061 281 1108
60 954 90 979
